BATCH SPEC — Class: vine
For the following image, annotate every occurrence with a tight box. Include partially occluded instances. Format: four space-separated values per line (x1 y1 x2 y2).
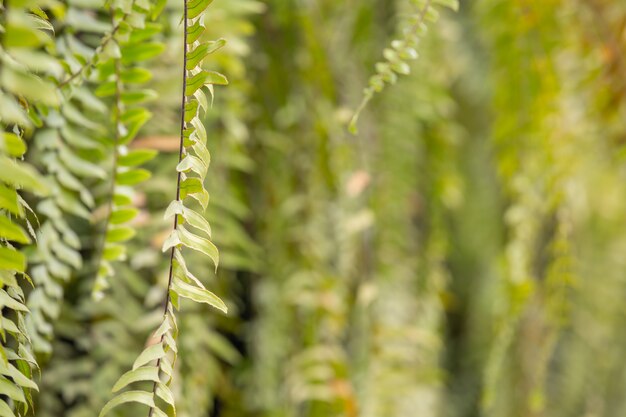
349 0 459 133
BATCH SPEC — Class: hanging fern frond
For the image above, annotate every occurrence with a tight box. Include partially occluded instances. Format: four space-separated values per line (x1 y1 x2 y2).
349 0 459 133
23 0 111 354
99 0 228 415
90 0 160 300
0 0 57 413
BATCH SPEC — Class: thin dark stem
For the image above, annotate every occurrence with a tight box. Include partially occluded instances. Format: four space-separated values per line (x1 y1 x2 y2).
148 0 188 414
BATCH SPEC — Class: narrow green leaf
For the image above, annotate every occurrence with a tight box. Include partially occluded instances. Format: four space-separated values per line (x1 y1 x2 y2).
132 343 166 370
186 21 205 44
0 157 49 196
164 200 211 239
0 247 26 272
103 243 125 261
0 399 16 417
98 391 155 417
0 133 26 157
187 0 214 19
120 43 165 64
116 169 151 186
176 155 207 179
106 226 136 243
110 208 139 224
59 147 107 179
121 89 158 105
121 68 153 84
0 376 26 403
184 100 199 123
186 39 226 70
0 185 22 217
155 383 175 407
172 277 227 313
112 367 160 393
185 71 228 96
118 149 157 167
0 290 28 312
0 363 37 391
0 215 30 244
177 225 219 270
179 177 203 197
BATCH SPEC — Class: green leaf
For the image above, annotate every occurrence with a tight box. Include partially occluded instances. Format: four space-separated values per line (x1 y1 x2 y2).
0 247 26 272
0 215 30 244
177 155 207 179
121 89 158 105
155 382 175 407
0 67 58 106
0 399 16 417
106 226 136 243
4 20 48 48
110 208 139 224
189 117 207 143
118 149 157 167
184 100 199 123
120 43 165 64
0 290 28 312
186 21 205 44
150 407 168 417
98 391 155 417
186 39 226 70
177 225 219 270
185 71 228 96
191 140 211 169
59 147 107 179
187 0 214 19
133 343 166 370
121 68 153 84
0 184 22 217
173 249 204 288
116 169 151 186
172 277 227 313
103 243 125 261
112 367 160 393
114 193 133 206
0 133 26 157
0 376 26 403
164 200 211 239
0 157 49 196
179 177 203 197
95 81 116 97
120 108 152 145
0 363 37 391
161 230 181 253
151 0 167 19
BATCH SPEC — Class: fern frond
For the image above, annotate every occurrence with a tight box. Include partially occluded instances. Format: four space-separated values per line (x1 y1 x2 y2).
349 0 459 133
23 3 112 354
91 0 160 300
99 0 228 415
0 1 56 413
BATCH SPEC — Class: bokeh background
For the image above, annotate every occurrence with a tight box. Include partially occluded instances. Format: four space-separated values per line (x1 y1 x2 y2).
22 0 626 416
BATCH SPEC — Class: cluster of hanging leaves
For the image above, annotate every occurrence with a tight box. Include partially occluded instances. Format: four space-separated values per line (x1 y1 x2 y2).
349 0 459 133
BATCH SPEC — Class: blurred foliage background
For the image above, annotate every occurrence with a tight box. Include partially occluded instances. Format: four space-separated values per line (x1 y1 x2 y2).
2 0 626 416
